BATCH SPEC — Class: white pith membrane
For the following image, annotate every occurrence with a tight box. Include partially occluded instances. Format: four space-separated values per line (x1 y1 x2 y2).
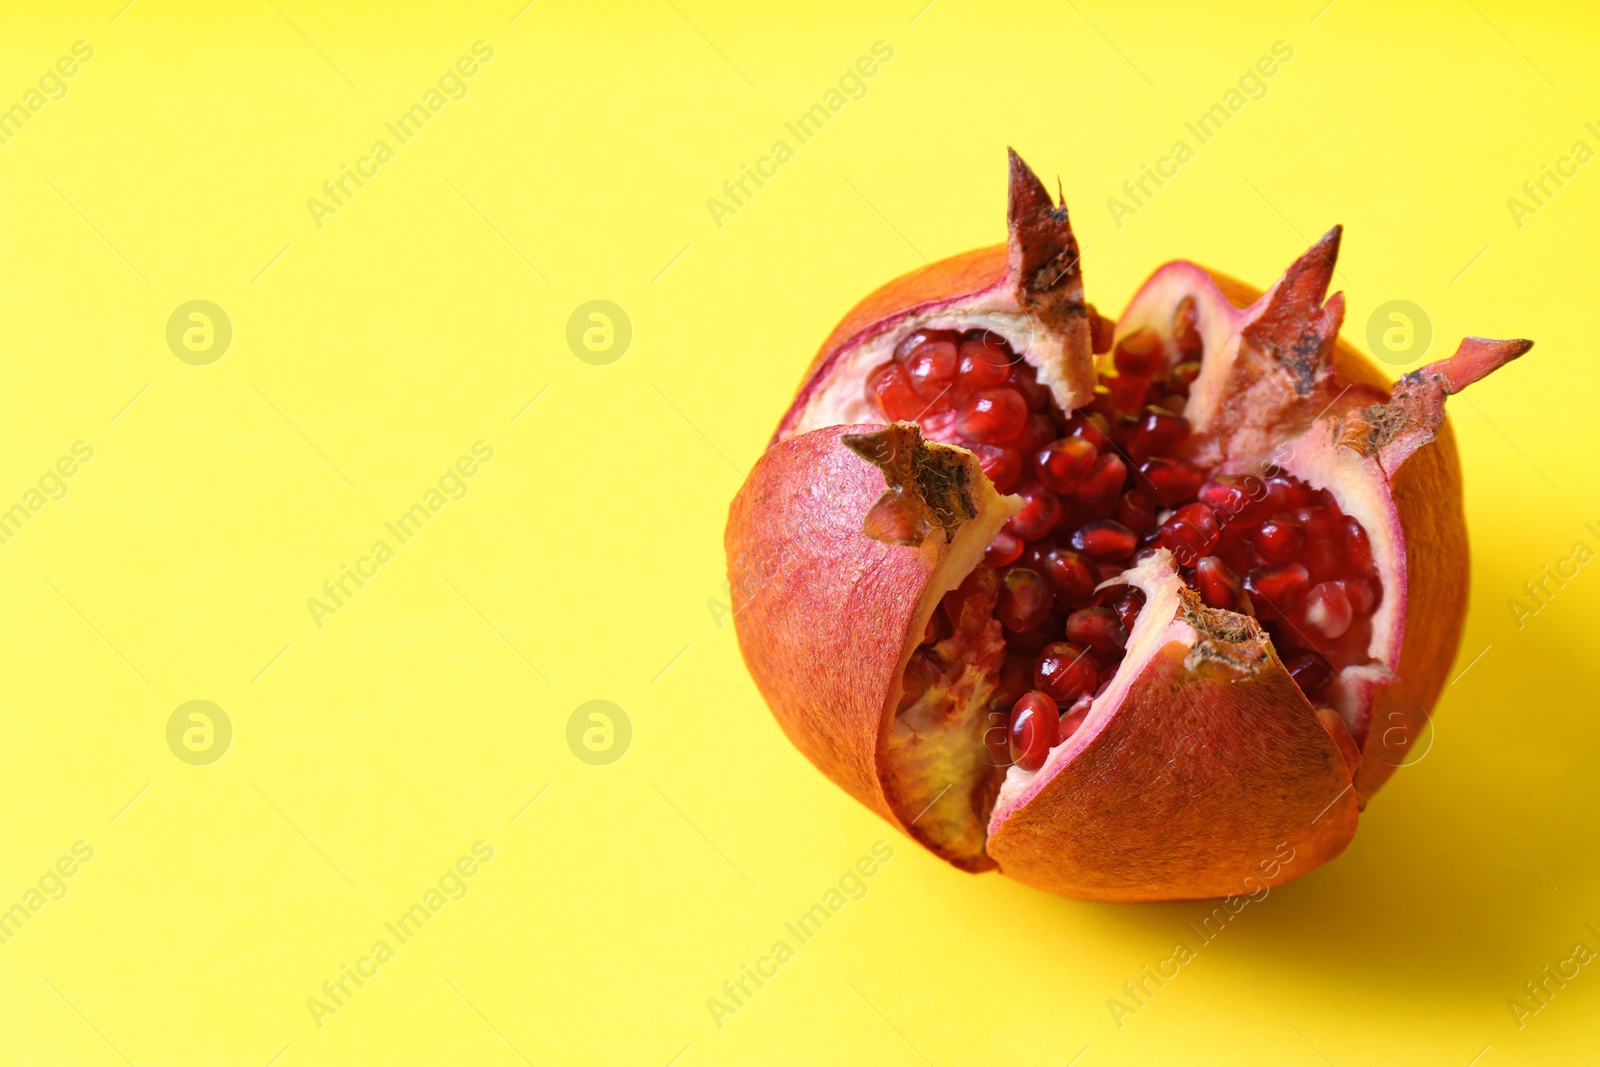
824 272 1400 865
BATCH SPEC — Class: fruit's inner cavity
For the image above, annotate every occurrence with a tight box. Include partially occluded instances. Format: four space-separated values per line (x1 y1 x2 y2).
869 306 1381 772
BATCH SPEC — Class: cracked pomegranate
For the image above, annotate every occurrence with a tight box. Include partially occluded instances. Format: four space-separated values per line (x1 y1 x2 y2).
726 150 1532 900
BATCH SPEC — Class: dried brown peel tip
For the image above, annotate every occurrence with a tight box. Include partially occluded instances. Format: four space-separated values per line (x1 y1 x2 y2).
1007 148 1088 331
1339 335 1535 471
842 422 977 546
1239 226 1345 397
1199 228 1356 464
1176 586 1271 679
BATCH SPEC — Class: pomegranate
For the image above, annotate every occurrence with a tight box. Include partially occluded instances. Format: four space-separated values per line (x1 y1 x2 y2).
725 150 1531 901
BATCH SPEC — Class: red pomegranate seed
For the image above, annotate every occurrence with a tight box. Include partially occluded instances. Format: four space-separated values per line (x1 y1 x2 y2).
1014 413 1057 455
1071 519 1138 560
1213 525 1254 574
1058 693 1093 742
1197 475 1259 520
1033 643 1098 704
1343 576 1379 615
984 530 1024 568
1019 537 1055 571
1113 330 1164 378
1004 481 1063 541
989 654 1034 713
968 443 1022 492
1099 584 1147 632
1006 621 1056 655
918 409 958 441
1263 475 1314 512
1342 516 1373 569
1116 490 1157 532
1137 458 1205 506
1090 561 1123 583
1075 454 1128 508
1040 548 1098 605
1118 610 1145 637
1066 411 1113 451
1158 502 1220 564
958 335 1013 390
1106 374 1149 412
1251 514 1305 565
1301 581 1353 639
908 337 953 396
998 567 1053 633
1294 505 1342 543
922 607 952 646
1283 651 1333 697
1066 607 1127 657
956 388 1029 443
1193 555 1242 609
1008 691 1059 771
1054 495 1093 531
1169 360 1201 396
1088 385 1119 420
1089 307 1115 354
1172 296 1204 361
895 328 957 359
1036 436 1099 493
1009 362 1052 412
1127 406 1191 460
1301 539 1341 582
943 565 999 635
867 361 923 420
1245 563 1311 614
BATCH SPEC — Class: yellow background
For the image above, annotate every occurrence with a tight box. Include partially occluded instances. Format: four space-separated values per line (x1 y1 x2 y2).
0 1 1593 1063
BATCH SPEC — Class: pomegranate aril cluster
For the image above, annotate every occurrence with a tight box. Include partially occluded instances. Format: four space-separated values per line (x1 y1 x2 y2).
867 327 1048 495
874 310 1381 773
1199 475 1384 686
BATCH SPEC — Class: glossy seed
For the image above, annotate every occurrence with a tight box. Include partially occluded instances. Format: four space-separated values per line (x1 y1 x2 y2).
1008 691 1059 771
1033 643 1099 705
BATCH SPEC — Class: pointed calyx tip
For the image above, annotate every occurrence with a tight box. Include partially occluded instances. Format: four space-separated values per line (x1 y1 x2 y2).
1414 336 1534 395
1005 150 1087 332
843 423 976 547
1007 149 1058 230
1294 225 1342 295
1239 225 1346 396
